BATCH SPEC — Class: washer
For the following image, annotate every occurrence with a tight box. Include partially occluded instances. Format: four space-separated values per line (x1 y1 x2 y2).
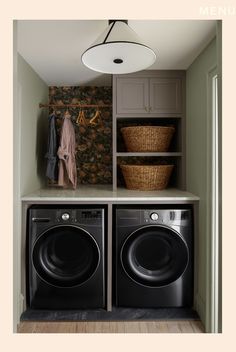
27 205 106 309
115 206 193 308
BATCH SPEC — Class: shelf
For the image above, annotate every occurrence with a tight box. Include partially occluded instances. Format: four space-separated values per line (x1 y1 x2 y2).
115 115 183 120
21 185 199 202
116 152 182 157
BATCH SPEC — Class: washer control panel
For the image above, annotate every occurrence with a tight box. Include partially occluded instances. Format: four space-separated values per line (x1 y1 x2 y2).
54 209 103 225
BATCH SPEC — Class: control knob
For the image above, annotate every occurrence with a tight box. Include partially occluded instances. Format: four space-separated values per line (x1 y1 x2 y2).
150 212 159 221
61 213 70 221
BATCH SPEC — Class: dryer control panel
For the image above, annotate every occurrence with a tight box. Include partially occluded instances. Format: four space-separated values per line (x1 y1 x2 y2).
116 208 191 227
143 209 191 225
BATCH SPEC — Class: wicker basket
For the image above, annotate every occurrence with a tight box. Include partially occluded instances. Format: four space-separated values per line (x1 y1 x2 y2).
121 126 175 152
120 164 174 191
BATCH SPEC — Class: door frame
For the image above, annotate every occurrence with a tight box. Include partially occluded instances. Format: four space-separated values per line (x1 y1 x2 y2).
205 65 221 333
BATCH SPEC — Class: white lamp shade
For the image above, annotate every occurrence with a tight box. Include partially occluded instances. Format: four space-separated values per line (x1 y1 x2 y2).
81 21 156 74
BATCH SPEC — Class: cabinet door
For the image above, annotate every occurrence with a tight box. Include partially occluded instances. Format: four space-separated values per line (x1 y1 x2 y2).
116 78 149 115
149 78 182 114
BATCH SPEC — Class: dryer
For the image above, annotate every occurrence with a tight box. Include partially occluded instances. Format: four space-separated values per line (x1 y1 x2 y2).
115 206 193 308
27 205 106 309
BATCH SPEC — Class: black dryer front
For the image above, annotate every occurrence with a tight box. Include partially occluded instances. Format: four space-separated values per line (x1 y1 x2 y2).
115 206 193 308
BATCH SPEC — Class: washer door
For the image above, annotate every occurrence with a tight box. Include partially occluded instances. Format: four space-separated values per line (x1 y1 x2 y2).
121 225 189 287
32 225 100 288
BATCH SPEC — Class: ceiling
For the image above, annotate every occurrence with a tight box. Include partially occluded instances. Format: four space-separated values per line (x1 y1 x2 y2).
17 20 216 86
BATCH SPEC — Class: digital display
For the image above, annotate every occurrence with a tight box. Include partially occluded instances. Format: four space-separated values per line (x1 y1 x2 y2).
81 211 101 219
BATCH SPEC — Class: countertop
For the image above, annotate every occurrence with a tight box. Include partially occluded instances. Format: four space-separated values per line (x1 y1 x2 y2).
21 185 199 203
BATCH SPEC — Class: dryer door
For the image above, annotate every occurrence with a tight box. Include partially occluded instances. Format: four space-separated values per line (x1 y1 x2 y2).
121 225 189 287
32 225 100 287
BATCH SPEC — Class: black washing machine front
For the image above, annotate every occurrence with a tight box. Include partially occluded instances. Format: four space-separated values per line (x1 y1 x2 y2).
27 205 106 309
115 207 193 308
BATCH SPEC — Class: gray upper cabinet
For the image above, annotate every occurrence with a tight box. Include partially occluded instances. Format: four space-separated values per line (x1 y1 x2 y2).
114 72 184 116
149 78 182 114
116 78 149 114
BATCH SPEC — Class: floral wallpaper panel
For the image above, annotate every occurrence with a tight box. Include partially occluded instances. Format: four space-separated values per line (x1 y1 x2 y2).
49 86 112 184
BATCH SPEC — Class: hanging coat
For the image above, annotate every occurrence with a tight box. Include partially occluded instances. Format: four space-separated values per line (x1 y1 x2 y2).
57 117 77 189
45 113 59 181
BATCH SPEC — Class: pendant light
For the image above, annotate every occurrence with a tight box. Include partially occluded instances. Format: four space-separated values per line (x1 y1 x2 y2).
81 20 156 74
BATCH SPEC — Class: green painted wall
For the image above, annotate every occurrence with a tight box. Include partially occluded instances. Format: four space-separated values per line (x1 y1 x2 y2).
186 38 217 327
17 54 48 196
14 52 48 331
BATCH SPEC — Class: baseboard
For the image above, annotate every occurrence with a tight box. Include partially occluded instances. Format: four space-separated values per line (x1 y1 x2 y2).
20 307 200 322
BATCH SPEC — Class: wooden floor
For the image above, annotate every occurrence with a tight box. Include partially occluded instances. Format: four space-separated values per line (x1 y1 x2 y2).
18 320 204 333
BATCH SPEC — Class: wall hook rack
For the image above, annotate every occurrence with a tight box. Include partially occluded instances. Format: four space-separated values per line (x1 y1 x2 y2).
39 103 112 108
